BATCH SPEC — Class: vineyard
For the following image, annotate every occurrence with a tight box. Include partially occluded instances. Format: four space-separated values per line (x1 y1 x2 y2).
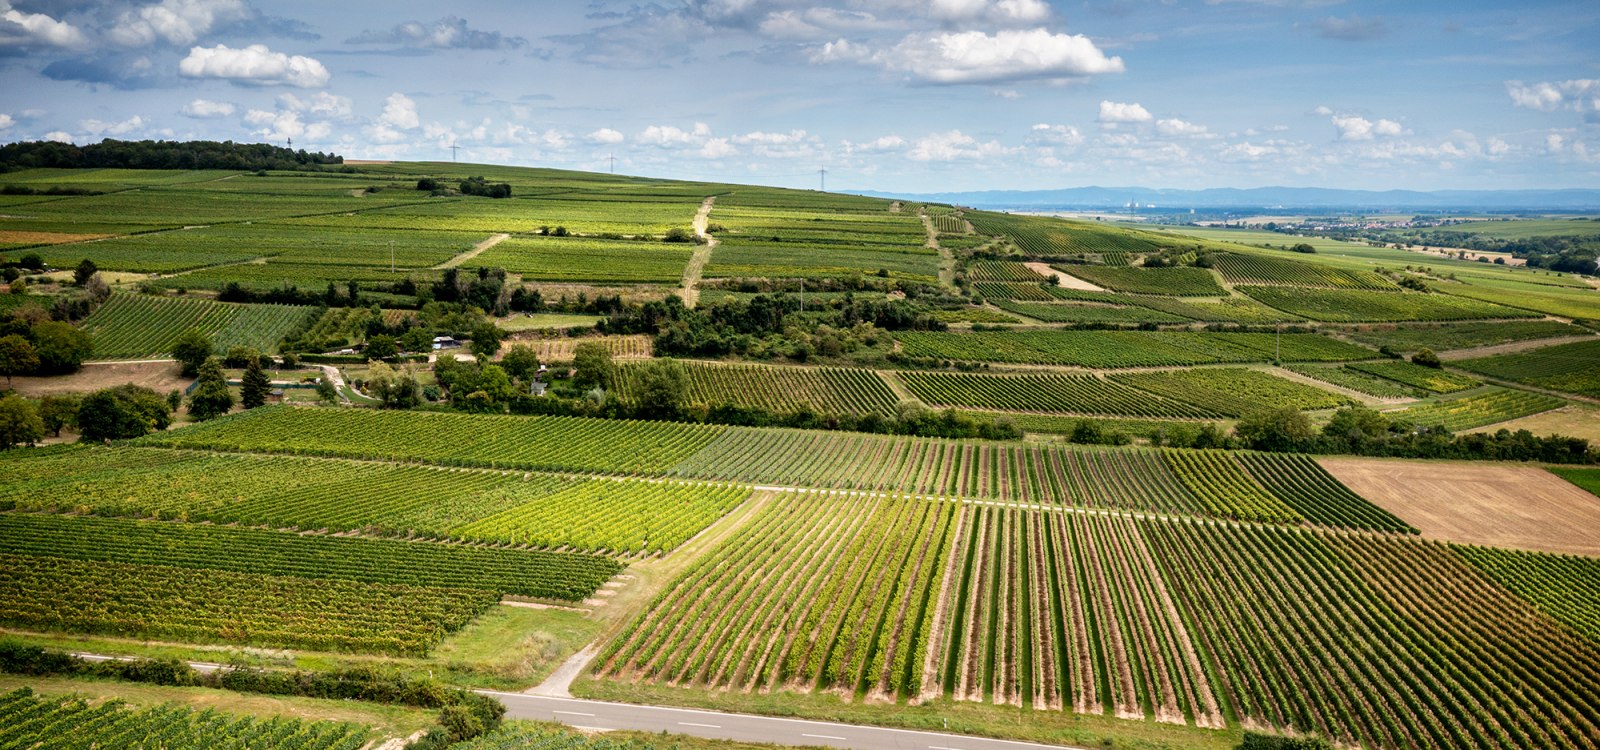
522 334 653 362
1143 522 1600 749
0 512 620 600
470 236 693 284
0 688 371 750
992 300 1189 324
964 211 1164 256
1052 266 1226 296
897 370 1222 418
1113 368 1351 417
1395 386 1565 430
611 361 900 416
1347 360 1480 393
1454 545 1600 643
1282 364 1425 399
1346 320 1590 352
1239 286 1538 322
80 293 318 360
0 447 741 557
966 261 1047 282
1456 338 1600 398
896 330 1374 367
0 551 495 655
1212 253 1396 289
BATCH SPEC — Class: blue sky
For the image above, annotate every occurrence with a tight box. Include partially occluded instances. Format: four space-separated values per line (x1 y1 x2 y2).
1 0 1596 192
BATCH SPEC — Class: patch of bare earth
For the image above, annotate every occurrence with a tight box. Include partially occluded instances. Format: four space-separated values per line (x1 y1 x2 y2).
1319 457 1600 557
1024 263 1104 291
0 230 117 245
11 361 187 398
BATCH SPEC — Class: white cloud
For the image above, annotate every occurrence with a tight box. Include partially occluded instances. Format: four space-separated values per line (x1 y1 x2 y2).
1312 105 1334 116
1156 118 1209 137
0 2 88 48
245 108 305 142
927 0 1051 24
279 92 352 118
0 113 14 131
378 93 420 130
44 130 71 143
110 0 248 47
1328 112 1407 140
178 44 331 88
698 138 736 158
80 116 146 136
638 124 703 146
1486 137 1510 156
587 128 625 144
1028 123 1083 146
1098 100 1151 123
1506 79 1600 113
1546 133 1566 153
181 98 235 118
814 28 1124 85
907 129 1017 161
347 15 526 50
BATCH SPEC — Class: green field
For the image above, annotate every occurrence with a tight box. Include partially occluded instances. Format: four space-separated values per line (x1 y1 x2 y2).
0 688 372 750
1455 339 1600 398
1056 265 1226 296
1283 364 1425 399
1345 321 1592 352
79 293 319 359
1347 360 1480 393
1114 368 1351 416
611 362 900 416
1239 286 1537 322
1212 252 1395 289
471 236 692 284
897 330 1373 367
1394 386 1566 430
899 370 1221 418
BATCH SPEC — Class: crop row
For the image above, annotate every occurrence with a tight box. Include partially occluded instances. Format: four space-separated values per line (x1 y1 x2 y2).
0 512 620 601
1454 545 1600 643
0 551 495 655
1239 286 1538 322
1112 368 1351 417
598 491 954 700
1053 266 1226 297
455 480 750 555
1396 386 1565 430
1162 449 1301 523
1347 360 1480 393
1212 253 1396 289
897 370 1221 418
992 300 1188 324
1456 338 1600 398
1346 321 1590 353
0 688 369 750
611 361 900 416
80 293 318 360
471 236 693 284
895 330 1375 367
966 261 1046 282
1235 453 1416 533
1142 521 1600 749
1282 364 1425 399
964 211 1163 256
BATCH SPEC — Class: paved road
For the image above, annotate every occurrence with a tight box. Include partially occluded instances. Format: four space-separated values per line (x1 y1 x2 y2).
479 691 1087 750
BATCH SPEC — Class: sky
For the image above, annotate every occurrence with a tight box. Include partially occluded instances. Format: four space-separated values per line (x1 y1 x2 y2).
1 0 1597 193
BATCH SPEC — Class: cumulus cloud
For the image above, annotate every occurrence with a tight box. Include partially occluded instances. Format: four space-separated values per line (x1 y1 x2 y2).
638 123 711 147
1506 79 1599 113
366 93 419 143
907 129 1016 161
587 128 625 144
0 2 88 48
347 15 526 50
0 113 14 131
80 115 146 137
814 28 1124 85
110 0 249 47
279 91 352 119
245 108 305 142
698 138 736 158
1330 113 1407 140
1310 15 1388 41
1156 118 1209 137
1098 100 1151 123
179 44 331 87
181 98 235 118
1028 123 1083 146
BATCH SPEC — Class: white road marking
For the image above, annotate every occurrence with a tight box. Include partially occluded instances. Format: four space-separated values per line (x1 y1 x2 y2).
803 734 848 740
679 722 722 729
554 710 596 717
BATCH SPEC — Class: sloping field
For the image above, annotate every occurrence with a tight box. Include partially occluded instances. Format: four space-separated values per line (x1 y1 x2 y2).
1318 458 1600 556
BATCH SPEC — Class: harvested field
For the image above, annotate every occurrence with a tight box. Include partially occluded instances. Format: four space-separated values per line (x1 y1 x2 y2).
514 334 654 362
1024 262 1103 291
0 229 117 246
1318 457 1600 556
9 360 189 398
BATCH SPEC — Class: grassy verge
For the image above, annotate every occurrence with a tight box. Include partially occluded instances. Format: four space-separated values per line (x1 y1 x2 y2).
571 679 1238 750
0 673 437 739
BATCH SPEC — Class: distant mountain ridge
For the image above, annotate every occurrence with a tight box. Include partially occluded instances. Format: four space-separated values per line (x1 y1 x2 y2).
855 186 1600 211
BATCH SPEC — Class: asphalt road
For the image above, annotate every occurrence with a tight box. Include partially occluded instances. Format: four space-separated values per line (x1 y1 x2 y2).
478 691 1088 750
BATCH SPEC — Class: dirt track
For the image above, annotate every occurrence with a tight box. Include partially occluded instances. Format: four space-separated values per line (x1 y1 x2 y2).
1320 457 1600 557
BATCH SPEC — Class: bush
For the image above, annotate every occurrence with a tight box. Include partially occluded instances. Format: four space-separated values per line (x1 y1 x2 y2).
1239 731 1332 750
1411 347 1442 369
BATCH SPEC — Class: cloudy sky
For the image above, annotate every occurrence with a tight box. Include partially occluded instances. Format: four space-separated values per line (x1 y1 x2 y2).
1 0 1597 192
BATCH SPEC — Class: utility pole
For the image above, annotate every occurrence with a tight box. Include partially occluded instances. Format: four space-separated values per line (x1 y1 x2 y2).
818 167 827 192
449 144 460 162
609 154 616 174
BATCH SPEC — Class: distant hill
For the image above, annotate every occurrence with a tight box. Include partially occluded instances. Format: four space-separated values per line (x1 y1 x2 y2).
857 186 1600 211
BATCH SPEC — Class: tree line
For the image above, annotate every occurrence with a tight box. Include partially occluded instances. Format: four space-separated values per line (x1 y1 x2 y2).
0 139 343 172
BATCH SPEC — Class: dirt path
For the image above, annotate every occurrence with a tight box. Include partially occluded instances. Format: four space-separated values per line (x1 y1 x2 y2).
1266 365 1403 407
920 210 960 292
1024 263 1104 291
317 364 351 405
679 197 718 308
435 233 511 270
1437 334 1598 360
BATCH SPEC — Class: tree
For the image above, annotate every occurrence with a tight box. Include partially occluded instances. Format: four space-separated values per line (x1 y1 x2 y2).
0 334 39 386
0 394 44 449
1412 347 1442 369
240 357 271 409
73 259 97 286
315 373 339 404
30 321 91 374
364 334 398 361
38 393 80 437
572 342 614 391
400 326 433 354
223 346 261 369
1234 407 1316 453
172 329 212 377
633 358 688 419
469 323 504 360
187 357 234 421
500 344 540 383
76 385 170 442
365 361 421 409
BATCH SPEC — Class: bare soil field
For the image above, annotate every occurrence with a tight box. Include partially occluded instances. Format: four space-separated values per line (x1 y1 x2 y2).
1025 262 1105 291
10 360 189 398
1463 403 1600 442
1320 457 1600 556
0 230 117 246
